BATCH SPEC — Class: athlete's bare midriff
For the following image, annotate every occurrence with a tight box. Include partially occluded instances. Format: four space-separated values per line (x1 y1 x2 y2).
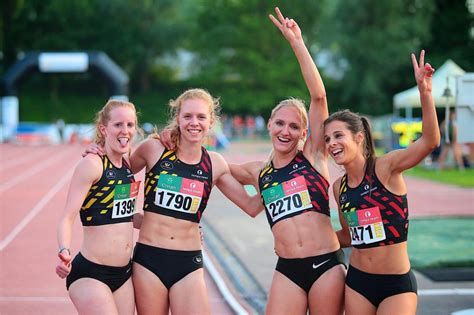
138 211 201 251
272 211 340 258
350 242 411 274
81 222 134 266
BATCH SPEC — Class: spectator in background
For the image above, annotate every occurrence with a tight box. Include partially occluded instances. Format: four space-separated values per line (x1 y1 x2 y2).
233 115 244 139
255 114 266 138
438 109 465 170
245 115 256 138
55 118 65 143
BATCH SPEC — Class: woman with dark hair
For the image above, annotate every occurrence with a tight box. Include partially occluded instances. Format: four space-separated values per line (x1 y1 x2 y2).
323 50 439 314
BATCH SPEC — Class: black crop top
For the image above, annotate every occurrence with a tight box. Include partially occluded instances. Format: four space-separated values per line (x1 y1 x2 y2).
258 151 330 228
338 167 409 249
80 155 138 226
143 147 213 223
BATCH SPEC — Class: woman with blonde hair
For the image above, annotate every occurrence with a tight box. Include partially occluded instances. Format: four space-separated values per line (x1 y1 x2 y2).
228 8 346 314
56 99 142 314
85 88 262 314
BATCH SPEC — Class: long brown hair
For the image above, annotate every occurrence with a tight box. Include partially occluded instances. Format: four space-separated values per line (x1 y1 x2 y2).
323 109 376 176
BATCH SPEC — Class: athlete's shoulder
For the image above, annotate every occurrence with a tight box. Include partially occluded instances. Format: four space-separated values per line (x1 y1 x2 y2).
136 137 166 157
74 154 103 183
208 151 226 166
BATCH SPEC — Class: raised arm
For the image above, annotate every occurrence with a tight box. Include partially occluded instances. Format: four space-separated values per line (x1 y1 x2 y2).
56 156 101 278
383 50 440 173
269 7 329 160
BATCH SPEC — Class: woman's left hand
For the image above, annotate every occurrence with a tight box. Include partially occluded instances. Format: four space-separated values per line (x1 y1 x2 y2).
412 50 435 92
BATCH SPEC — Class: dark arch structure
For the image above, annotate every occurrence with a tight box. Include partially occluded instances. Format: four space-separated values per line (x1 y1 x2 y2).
1 51 129 96
0 51 129 140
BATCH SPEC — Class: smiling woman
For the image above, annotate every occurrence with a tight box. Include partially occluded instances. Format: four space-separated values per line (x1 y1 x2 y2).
84 89 263 315
56 99 141 315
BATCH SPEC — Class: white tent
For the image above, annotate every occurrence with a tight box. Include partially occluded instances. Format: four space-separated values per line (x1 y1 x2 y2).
393 59 465 114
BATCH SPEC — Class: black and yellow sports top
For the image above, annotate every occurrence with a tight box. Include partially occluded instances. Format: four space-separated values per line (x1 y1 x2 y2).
80 155 139 226
258 151 330 228
143 147 213 223
338 166 409 249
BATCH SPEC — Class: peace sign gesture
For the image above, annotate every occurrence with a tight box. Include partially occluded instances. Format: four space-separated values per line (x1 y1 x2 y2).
412 50 435 92
268 7 302 45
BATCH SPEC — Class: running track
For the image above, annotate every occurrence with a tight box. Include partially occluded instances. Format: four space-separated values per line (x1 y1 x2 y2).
1 142 473 314
0 144 237 314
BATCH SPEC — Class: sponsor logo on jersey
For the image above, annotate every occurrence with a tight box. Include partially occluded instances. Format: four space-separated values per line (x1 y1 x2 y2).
340 194 347 203
160 161 174 170
106 170 116 179
262 175 273 184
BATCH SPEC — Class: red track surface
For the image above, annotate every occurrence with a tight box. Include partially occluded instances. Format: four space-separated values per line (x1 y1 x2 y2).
1 142 472 314
0 144 234 315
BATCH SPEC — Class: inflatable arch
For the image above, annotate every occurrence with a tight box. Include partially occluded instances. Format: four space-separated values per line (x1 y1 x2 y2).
0 52 129 140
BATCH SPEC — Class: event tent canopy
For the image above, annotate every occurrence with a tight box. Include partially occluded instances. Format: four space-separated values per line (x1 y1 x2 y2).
393 59 465 109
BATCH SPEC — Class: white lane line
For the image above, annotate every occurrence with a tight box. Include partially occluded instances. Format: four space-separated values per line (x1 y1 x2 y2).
0 149 74 193
203 250 249 315
0 153 42 171
0 168 74 251
419 289 474 296
0 296 70 303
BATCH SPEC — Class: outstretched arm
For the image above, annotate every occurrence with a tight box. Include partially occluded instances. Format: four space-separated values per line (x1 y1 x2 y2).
212 153 264 218
229 161 263 187
383 50 440 173
269 7 329 160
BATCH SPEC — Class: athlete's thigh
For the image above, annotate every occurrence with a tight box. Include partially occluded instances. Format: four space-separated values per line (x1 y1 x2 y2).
265 271 307 315
113 278 135 315
377 292 417 315
132 262 169 315
345 285 376 315
68 278 118 315
308 264 346 315
169 268 210 315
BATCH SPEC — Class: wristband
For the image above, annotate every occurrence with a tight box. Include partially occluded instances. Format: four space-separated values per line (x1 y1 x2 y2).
58 247 70 255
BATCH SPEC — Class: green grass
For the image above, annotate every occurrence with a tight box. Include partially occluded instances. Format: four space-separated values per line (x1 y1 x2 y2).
330 214 474 268
405 166 474 188
408 217 474 268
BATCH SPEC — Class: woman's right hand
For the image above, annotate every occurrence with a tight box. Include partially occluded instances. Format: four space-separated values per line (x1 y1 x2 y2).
55 251 72 279
269 7 303 45
81 143 104 157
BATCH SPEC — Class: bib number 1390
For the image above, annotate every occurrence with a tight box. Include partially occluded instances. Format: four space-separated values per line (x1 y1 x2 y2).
112 181 140 219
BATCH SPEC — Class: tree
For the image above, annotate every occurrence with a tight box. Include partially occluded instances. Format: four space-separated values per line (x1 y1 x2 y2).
183 0 328 116
320 0 435 115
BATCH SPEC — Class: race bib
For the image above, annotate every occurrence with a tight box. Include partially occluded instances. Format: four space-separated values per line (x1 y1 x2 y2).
262 176 312 222
343 207 386 245
112 181 140 219
155 174 203 214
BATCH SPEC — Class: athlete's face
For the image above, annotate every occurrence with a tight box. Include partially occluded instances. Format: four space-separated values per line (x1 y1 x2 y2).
177 98 212 144
324 120 363 165
268 106 307 154
100 106 136 155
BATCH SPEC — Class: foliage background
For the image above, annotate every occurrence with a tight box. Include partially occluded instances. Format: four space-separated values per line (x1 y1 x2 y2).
1 0 473 125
